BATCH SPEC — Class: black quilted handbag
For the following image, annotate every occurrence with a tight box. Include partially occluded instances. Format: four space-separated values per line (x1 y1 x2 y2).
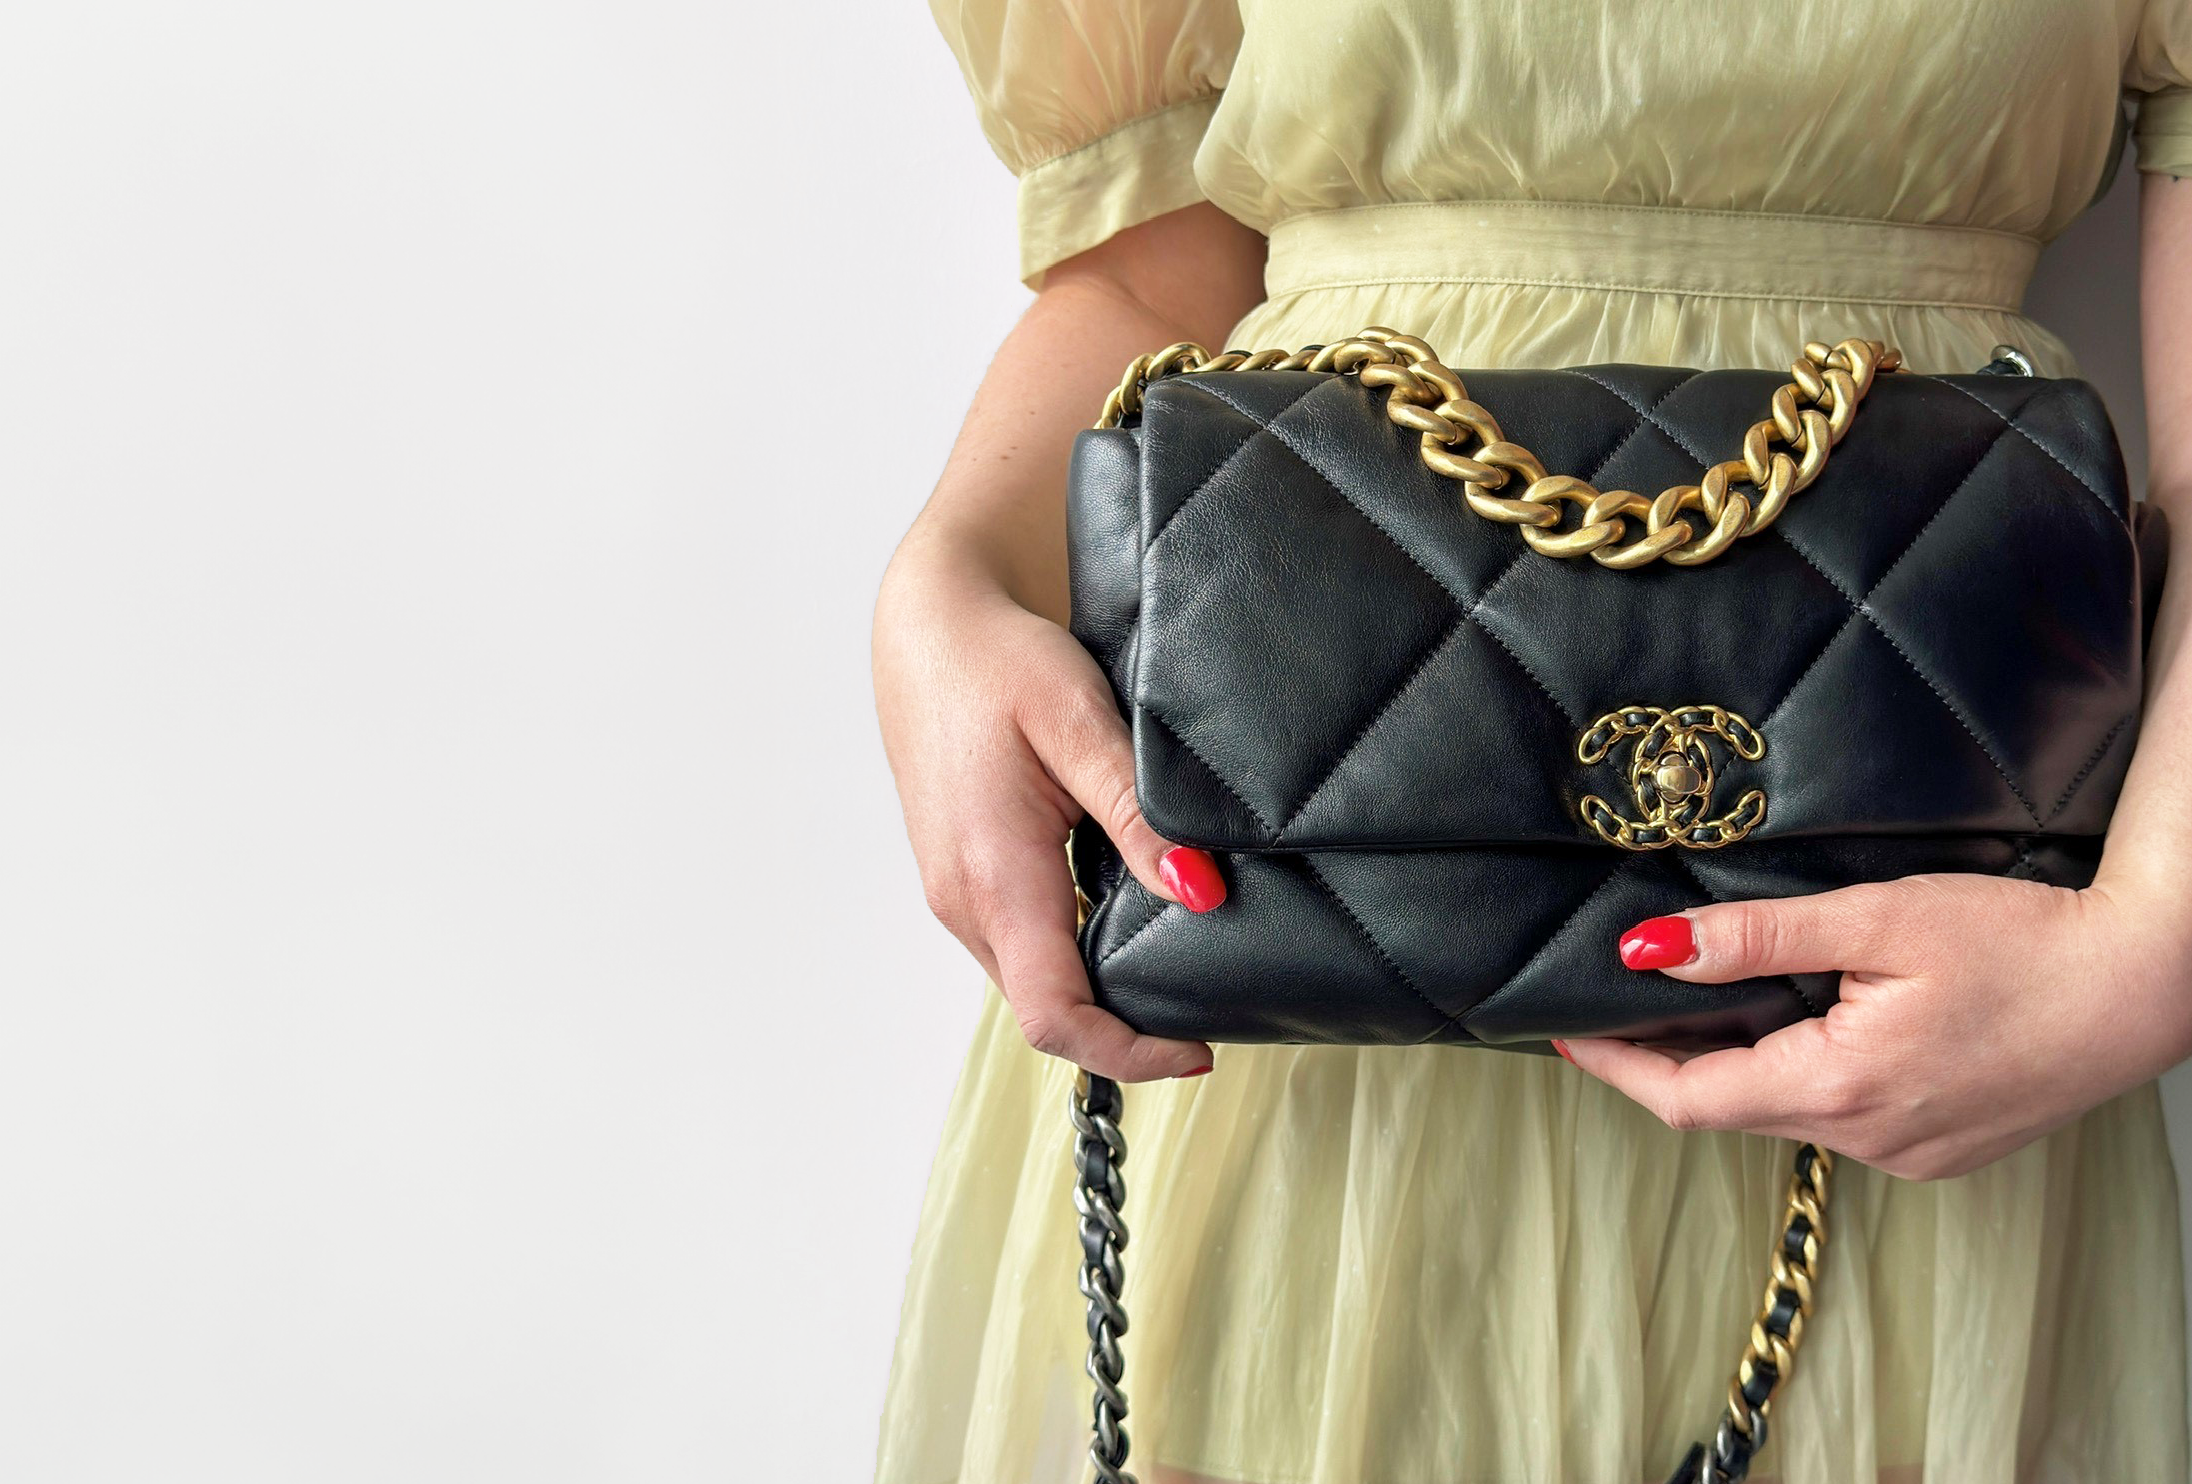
1059 330 2161 1484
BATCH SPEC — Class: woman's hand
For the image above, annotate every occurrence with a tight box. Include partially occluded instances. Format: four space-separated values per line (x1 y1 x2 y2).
1556 874 2192 1179
1588 180 2191 1177
872 203 1265 1082
874 555 1224 1083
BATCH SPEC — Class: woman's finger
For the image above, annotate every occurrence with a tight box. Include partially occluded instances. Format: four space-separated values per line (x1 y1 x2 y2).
1558 1023 1833 1136
1017 678 1227 913
974 834 1215 1081
1616 879 1932 983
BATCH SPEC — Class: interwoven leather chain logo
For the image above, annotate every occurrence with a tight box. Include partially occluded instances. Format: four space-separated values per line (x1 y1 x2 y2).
1576 705 1767 851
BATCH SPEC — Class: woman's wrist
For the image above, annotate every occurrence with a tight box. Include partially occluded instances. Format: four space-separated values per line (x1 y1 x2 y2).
2077 867 2192 1063
882 506 1063 628
2088 852 2192 949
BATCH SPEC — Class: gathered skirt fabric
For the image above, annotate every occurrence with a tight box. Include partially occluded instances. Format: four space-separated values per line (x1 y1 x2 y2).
874 213 2190 1483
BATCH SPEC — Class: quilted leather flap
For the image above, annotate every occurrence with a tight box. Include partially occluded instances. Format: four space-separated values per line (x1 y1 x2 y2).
1066 365 2143 853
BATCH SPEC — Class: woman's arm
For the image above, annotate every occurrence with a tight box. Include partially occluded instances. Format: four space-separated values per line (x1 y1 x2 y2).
1560 176 2192 1178
2105 175 2192 884
875 203 1266 1081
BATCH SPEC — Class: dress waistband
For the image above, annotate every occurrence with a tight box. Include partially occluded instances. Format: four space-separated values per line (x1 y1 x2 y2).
1264 201 2039 314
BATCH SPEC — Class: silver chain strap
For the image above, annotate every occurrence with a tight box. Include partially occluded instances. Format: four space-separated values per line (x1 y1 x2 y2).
1071 1071 1136 1484
1073 1073 1829 1484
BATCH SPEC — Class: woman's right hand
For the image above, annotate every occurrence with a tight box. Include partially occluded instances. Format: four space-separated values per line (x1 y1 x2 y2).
874 554 1223 1082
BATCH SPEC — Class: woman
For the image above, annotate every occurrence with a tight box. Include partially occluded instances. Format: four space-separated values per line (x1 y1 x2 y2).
872 3 2192 1479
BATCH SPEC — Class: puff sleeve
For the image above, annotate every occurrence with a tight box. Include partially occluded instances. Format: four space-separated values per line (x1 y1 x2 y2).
2128 1 2192 176
931 0 1241 287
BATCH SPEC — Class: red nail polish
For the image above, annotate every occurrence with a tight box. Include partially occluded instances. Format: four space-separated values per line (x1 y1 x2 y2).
1619 915 1697 971
1158 847 1227 913
1180 1064 1213 1078
1551 1039 1574 1064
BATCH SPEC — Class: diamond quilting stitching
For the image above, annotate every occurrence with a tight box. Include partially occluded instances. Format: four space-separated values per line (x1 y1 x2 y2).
2047 711 2133 822
1930 378 2113 513
1138 705 1279 834
1765 419 2049 825
1185 379 1476 607
1093 898 1173 968
1564 367 1718 464
1296 857 1460 1030
1296 564 1567 819
1855 606 2044 822
1565 369 1706 482
1272 612 1474 840
1758 421 2009 730
1455 578 1576 725
1184 378 1587 832
1454 857 1638 1032
1143 376 1332 551
1271 499 1583 840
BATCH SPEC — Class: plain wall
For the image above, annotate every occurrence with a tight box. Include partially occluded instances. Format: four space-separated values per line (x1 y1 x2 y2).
0 5 2179 1481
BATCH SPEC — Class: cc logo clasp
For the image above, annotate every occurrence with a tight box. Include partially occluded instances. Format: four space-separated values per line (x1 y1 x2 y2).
1576 704 1766 851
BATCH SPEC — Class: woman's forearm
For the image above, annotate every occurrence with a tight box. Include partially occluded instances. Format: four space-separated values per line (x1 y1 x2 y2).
883 203 1266 627
2093 176 2192 966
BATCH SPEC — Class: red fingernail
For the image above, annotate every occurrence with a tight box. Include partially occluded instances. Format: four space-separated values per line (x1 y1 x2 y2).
1551 1039 1574 1064
1158 847 1227 913
1180 1064 1213 1078
1619 915 1697 971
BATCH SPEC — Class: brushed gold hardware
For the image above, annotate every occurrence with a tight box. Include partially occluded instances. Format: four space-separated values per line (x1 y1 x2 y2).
1577 704 1767 850
1096 329 1901 570
1710 1144 1833 1471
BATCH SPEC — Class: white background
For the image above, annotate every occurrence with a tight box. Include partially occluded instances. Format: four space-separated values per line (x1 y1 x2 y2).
0 5 2177 1481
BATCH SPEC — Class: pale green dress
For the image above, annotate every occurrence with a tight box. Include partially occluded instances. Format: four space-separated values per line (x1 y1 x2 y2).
880 3 2192 1480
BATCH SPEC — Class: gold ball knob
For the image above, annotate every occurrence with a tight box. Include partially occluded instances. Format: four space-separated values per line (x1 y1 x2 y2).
1653 759 1702 799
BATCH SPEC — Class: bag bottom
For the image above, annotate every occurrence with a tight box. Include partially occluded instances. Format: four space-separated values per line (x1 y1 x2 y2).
1072 831 2101 1050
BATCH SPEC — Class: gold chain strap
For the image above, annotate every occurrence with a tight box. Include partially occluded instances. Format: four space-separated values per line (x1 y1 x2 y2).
1693 1143 1834 1482
1096 327 1902 571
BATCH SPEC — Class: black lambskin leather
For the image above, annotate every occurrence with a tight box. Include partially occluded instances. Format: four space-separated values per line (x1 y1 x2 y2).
1067 363 2150 1049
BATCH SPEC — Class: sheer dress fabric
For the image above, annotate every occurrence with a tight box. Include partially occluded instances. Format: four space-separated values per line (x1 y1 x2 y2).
881 3 2192 1480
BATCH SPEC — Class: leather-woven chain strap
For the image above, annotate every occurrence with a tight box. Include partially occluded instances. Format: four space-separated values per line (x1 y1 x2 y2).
1071 1071 1834 1484
1096 327 1902 570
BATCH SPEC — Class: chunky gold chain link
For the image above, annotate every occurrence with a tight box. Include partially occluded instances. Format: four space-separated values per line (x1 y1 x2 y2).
1096 327 1902 571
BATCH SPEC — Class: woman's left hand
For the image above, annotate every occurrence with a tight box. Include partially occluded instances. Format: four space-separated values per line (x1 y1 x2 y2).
1557 874 2192 1180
